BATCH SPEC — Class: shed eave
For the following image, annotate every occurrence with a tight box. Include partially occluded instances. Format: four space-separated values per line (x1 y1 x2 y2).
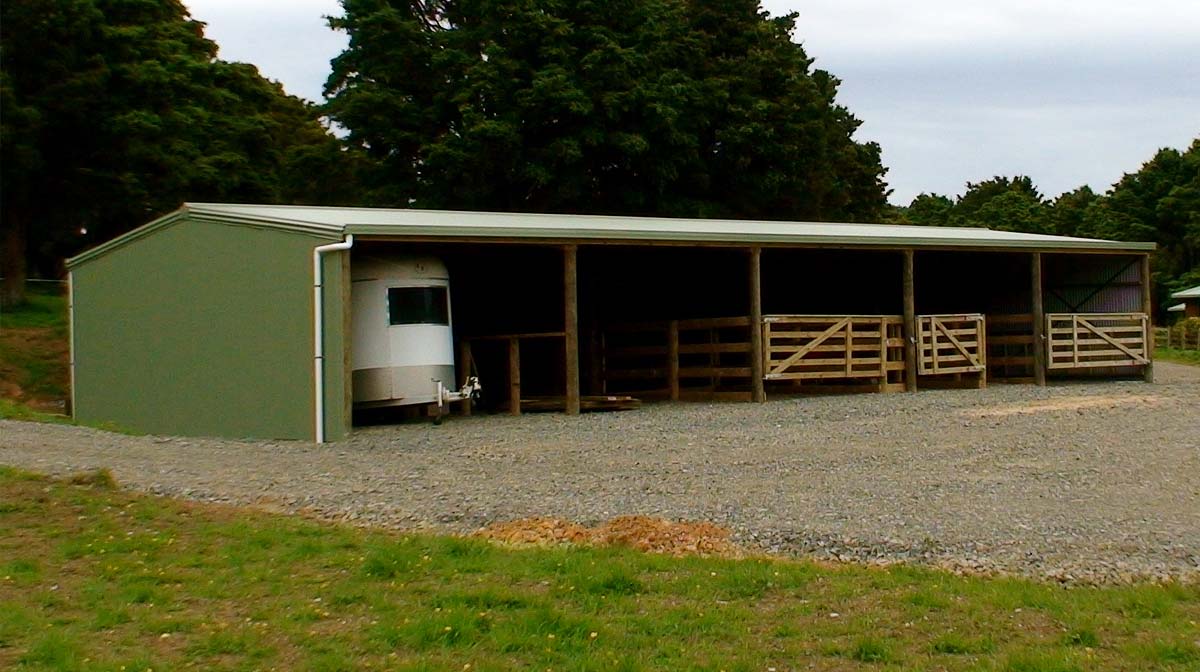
346 224 1157 252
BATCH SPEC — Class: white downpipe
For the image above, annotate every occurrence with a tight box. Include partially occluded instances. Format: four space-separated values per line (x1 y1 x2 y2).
313 235 354 443
68 271 76 419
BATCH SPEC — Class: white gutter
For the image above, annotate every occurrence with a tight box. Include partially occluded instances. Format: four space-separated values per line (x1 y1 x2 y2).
313 235 354 443
68 271 76 418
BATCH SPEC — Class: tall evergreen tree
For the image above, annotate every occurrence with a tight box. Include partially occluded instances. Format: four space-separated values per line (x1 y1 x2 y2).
324 0 888 222
0 0 347 306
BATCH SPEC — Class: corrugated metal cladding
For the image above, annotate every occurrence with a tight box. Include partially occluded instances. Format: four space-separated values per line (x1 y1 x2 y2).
1044 255 1144 313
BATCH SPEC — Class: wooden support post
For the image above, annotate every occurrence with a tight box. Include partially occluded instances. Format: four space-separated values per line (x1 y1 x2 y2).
902 249 918 392
508 337 521 416
977 318 988 389
564 245 581 415
1142 253 1154 383
748 247 766 402
457 340 473 416
668 320 680 401
1031 252 1047 386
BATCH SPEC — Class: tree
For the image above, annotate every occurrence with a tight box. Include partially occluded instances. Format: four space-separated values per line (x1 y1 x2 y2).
1105 141 1200 281
948 176 1044 231
0 0 348 306
1046 186 1099 237
901 193 954 227
324 0 888 222
965 190 1049 234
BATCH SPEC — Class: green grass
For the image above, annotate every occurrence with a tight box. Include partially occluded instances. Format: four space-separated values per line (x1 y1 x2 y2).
0 467 1197 671
0 398 70 423
1155 347 1200 366
0 284 67 330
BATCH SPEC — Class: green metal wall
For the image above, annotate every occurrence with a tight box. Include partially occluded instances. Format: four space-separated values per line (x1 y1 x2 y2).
71 217 348 440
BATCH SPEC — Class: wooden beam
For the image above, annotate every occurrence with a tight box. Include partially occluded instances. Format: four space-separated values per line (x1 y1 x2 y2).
1141 253 1154 383
902 249 918 392
748 247 766 402
1031 252 1047 386
564 245 581 415
508 337 521 416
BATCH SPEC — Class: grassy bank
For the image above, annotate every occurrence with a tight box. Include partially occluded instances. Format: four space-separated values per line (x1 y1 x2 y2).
1 468 1197 671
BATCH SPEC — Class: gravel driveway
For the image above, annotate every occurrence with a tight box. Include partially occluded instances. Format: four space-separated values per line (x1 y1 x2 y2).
3 362 1199 584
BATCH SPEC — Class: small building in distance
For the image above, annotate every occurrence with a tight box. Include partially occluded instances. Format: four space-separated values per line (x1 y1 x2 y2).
1167 285 1200 319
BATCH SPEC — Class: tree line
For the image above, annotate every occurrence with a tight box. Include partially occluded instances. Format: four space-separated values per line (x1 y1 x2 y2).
1 0 1196 313
888 141 1200 308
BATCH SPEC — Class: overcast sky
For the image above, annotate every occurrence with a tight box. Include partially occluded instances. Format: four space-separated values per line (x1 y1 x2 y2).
183 0 1199 205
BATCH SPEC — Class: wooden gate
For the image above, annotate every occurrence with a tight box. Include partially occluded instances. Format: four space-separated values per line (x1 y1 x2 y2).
917 314 986 375
1046 313 1149 369
762 315 905 385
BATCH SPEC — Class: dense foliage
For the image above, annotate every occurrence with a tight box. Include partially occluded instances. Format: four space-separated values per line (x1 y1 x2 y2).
2 0 1194 317
891 140 1200 309
325 0 888 221
0 0 347 306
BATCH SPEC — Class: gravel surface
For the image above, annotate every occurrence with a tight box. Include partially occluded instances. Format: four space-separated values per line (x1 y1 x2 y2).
3 362 1199 584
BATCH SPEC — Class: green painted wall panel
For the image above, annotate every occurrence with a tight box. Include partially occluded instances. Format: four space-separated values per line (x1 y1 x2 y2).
72 217 348 440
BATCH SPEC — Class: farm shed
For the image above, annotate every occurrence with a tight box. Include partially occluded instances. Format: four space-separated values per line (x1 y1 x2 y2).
1168 285 1200 318
65 204 1157 441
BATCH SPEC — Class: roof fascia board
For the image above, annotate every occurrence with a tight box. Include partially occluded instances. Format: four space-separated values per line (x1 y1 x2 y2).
345 224 1156 252
66 206 345 269
67 208 189 269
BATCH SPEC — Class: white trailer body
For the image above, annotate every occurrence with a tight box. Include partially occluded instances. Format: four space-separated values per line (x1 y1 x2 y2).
351 256 455 407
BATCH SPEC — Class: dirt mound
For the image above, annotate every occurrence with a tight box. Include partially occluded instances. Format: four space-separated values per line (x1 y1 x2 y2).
475 515 741 557
475 517 591 545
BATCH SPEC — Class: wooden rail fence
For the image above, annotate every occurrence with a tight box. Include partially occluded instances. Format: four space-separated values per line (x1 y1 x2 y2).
761 315 905 390
986 314 1035 381
1156 326 1200 350
602 316 753 401
1046 313 1149 369
917 313 986 376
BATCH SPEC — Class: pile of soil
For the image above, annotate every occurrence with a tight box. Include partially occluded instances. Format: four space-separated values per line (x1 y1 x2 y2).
475 515 742 557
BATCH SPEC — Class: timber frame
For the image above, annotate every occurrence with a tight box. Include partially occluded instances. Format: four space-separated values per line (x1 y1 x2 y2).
404 245 1156 414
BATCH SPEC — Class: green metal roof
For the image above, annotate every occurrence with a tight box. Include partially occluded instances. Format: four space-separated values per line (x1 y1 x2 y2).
67 202 1156 268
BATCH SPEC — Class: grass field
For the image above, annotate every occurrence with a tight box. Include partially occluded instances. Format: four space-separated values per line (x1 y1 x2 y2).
1 468 1197 671
1155 347 1200 366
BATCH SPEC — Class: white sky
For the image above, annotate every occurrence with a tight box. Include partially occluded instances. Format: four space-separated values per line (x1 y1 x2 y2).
183 0 1199 204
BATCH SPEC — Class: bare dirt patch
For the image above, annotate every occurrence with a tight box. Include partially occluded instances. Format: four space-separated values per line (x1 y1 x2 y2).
476 515 741 557
0 325 69 409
